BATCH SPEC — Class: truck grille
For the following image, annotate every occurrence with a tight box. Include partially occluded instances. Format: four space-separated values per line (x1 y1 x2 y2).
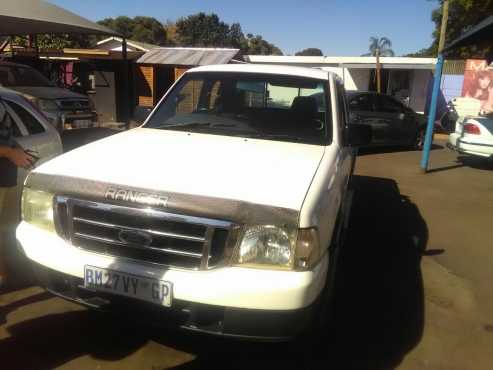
54 197 234 270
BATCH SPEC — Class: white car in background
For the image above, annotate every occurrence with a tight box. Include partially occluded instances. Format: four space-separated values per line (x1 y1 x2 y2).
448 116 493 161
0 87 63 214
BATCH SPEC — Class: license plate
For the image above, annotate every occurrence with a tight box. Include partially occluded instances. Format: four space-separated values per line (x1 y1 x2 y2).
73 119 92 128
84 266 172 307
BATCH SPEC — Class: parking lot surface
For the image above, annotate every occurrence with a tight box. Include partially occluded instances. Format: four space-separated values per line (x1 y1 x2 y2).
1 138 492 370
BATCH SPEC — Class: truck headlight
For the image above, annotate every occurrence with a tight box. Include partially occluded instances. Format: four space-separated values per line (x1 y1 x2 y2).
21 188 56 233
233 225 297 268
232 226 322 270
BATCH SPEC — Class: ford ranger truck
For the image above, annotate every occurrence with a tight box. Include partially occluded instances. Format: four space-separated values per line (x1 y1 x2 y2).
16 64 371 340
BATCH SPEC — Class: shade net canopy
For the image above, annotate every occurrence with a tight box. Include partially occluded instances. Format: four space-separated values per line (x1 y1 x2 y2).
0 0 119 36
444 15 493 54
137 47 240 66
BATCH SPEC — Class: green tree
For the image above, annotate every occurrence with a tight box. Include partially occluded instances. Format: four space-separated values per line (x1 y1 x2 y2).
295 48 323 56
361 37 394 93
12 34 92 50
362 37 395 57
174 13 282 55
175 13 230 47
244 34 283 55
97 16 167 46
410 0 493 57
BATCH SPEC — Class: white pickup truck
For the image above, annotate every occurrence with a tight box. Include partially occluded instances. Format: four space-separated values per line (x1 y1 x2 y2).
16 64 370 340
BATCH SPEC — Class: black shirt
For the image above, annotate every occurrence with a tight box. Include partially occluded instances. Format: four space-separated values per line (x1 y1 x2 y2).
0 107 17 187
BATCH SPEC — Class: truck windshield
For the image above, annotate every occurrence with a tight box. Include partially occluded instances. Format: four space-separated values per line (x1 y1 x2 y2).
145 72 332 145
0 65 54 87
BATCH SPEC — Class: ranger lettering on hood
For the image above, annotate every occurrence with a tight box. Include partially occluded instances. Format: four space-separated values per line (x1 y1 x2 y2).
105 187 168 208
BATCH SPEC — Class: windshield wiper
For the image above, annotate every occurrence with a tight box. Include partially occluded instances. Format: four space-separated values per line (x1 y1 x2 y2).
243 133 301 142
152 122 212 129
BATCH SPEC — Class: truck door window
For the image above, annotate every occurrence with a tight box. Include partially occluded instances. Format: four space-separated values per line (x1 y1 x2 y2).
349 94 374 112
7 101 45 135
377 95 403 113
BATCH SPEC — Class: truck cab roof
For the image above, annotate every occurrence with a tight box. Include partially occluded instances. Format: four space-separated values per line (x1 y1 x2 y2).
188 64 333 81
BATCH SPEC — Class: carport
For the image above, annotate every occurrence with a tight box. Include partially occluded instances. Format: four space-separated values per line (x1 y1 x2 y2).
0 0 133 124
421 15 493 171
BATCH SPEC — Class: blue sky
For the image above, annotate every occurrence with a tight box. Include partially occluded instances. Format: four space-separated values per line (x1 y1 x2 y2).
50 0 438 56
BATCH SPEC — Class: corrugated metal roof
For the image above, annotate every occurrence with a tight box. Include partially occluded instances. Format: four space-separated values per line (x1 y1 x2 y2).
137 47 240 66
0 0 119 36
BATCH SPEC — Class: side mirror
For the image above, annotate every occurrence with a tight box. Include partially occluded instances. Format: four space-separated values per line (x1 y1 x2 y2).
345 123 372 147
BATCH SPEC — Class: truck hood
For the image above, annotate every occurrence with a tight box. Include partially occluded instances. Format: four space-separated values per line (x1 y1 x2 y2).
33 128 325 211
10 86 88 100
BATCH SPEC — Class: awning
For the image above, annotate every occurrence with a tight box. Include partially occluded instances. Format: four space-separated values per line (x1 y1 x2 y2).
137 47 240 66
0 0 119 36
444 15 493 54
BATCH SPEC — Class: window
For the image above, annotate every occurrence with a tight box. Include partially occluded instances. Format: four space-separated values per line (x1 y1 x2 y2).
0 65 53 87
377 95 403 113
0 103 21 138
336 82 348 130
266 83 299 108
8 101 45 135
146 72 332 145
349 94 374 112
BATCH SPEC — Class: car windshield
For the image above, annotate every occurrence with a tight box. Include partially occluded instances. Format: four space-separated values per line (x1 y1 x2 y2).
145 72 331 145
0 65 54 87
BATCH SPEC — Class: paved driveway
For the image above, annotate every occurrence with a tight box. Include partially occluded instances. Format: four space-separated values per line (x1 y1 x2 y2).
1 139 492 369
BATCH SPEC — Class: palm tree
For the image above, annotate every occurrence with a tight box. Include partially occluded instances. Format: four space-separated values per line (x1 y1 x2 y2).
362 37 395 93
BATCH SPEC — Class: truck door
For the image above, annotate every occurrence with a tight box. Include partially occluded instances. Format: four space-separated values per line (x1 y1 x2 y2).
375 95 415 144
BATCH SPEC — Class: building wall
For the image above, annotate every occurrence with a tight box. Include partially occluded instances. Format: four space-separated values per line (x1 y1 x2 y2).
441 74 464 103
409 70 432 113
346 69 370 91
93 71 117 122
320 67 370 91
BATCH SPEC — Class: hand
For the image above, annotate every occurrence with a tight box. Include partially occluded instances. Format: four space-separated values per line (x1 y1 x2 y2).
7 148 34 169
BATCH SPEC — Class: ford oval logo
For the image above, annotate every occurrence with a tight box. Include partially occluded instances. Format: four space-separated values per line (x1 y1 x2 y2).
118 229 153 246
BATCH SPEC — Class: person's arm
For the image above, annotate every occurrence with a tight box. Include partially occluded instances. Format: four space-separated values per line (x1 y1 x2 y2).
0 145 33 169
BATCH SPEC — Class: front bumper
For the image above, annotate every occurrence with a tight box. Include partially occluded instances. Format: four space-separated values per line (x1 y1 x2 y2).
30 262 317 341
44 111 98 131
17 221 328 340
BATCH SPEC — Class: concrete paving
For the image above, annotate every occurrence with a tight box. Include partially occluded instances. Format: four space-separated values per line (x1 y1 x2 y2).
1 138 492 370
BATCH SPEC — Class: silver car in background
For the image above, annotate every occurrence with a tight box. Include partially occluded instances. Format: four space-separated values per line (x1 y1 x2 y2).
0 61 97 131
0 87 63 216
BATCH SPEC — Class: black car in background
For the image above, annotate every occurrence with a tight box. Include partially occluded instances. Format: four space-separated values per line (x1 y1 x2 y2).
346 91 426 149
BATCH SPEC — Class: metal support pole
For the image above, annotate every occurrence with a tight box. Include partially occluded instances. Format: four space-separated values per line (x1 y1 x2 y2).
420 54 444 172
122 38 130 129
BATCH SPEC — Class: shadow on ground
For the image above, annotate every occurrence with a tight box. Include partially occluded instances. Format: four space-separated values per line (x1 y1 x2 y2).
358 144 443 156
427 154 493 173
0 175 427 370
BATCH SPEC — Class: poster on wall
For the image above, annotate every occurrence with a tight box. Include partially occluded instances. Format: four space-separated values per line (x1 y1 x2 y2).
462 59 493 114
